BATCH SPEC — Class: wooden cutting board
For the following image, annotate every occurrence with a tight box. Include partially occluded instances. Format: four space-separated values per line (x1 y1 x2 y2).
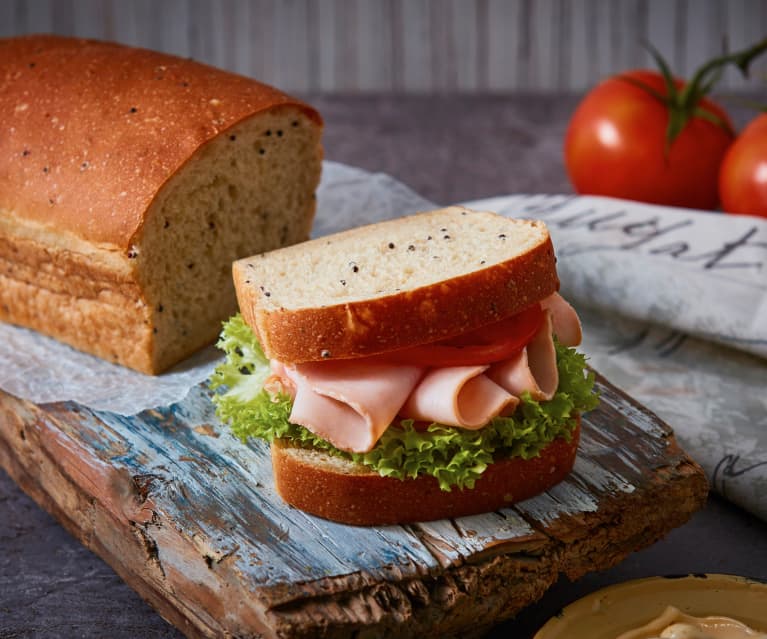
0 372 707 638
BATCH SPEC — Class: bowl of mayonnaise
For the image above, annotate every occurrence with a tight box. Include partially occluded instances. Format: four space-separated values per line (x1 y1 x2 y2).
534 574 767 639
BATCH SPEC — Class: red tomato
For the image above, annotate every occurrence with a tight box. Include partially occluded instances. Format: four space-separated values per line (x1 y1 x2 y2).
565 70 735 210
383 304 544 367
719 113 767 218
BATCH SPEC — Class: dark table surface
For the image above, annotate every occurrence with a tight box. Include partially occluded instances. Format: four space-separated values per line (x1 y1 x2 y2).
2 94 766 638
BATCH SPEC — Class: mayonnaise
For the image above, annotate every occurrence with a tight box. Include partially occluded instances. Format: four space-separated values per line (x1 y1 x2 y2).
616 606 767 639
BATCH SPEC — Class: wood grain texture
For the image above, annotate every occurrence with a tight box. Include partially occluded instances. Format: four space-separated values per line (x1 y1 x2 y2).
0 371 707 638
1 0 765 93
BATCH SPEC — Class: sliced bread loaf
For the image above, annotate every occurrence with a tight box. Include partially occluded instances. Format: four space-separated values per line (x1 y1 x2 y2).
0 35 323 374
233 206 559 363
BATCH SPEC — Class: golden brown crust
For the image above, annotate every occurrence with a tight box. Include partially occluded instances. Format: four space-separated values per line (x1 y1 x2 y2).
235 226 558 363
271 420 580 526
0 34 321 249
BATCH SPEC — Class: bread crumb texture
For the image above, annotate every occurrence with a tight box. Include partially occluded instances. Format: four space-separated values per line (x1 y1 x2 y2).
0 35 322 373
136 108 321 371
238 208 549 309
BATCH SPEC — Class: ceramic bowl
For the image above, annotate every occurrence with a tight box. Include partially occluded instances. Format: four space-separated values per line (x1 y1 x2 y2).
534 574 767 639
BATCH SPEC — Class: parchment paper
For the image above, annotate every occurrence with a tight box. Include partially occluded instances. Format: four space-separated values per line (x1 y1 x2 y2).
1 160 765 520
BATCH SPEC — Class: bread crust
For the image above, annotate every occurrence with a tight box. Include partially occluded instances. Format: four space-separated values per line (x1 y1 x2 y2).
0 35 323 373
235 213 559 363
271 420 580 526
0 34 321 249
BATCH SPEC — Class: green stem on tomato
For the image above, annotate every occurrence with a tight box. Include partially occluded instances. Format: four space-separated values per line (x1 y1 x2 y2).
633 37 767 153
682 37 767 108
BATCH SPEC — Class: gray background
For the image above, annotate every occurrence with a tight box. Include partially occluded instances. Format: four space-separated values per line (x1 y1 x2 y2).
2 2 767 638
1 0 766 93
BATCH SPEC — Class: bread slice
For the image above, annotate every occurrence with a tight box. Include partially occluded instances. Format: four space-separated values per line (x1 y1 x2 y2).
233 207 558 363
0 35 322 374
271 420 580 525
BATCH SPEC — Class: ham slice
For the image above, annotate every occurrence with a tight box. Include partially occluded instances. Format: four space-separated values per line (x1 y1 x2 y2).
265 295 583 451
264 361 296 399
280 360 423 453
488 311 559 401
400 366 518 428
541 292 582 346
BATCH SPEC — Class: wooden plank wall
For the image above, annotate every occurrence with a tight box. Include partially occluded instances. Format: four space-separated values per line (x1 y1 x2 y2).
1 0 766 93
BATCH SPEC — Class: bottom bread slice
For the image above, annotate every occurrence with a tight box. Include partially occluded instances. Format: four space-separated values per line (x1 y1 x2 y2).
271 419 580 526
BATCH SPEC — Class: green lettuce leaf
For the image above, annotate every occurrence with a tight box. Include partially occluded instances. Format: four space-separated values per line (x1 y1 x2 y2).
210 314 599 490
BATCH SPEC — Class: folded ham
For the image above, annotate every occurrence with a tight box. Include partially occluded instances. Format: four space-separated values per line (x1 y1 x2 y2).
266 293 582 453
487 311 558 401
279 360 423 453
401 366 518 429
541 292 582 346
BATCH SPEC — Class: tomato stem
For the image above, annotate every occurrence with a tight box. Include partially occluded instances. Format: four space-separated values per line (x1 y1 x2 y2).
684 37 767 104
634 37 767 151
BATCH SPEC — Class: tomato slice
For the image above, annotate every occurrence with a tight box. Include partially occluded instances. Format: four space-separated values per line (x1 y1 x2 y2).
383 304 544 367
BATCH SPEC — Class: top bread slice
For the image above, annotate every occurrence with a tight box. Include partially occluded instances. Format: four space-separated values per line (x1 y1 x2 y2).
0 35 322 374
233 206 559 363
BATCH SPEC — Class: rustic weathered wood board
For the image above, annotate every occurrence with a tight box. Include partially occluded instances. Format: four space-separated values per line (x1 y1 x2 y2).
0 372 707 638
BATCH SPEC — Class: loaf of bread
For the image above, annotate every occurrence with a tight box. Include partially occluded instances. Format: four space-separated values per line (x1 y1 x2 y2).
0 34 323 374
233 206 558 363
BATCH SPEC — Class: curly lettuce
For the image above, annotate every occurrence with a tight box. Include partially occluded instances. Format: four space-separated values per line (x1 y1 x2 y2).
210 314 599 490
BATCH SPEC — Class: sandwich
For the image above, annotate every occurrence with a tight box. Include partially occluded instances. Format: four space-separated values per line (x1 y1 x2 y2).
210 206 598 525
